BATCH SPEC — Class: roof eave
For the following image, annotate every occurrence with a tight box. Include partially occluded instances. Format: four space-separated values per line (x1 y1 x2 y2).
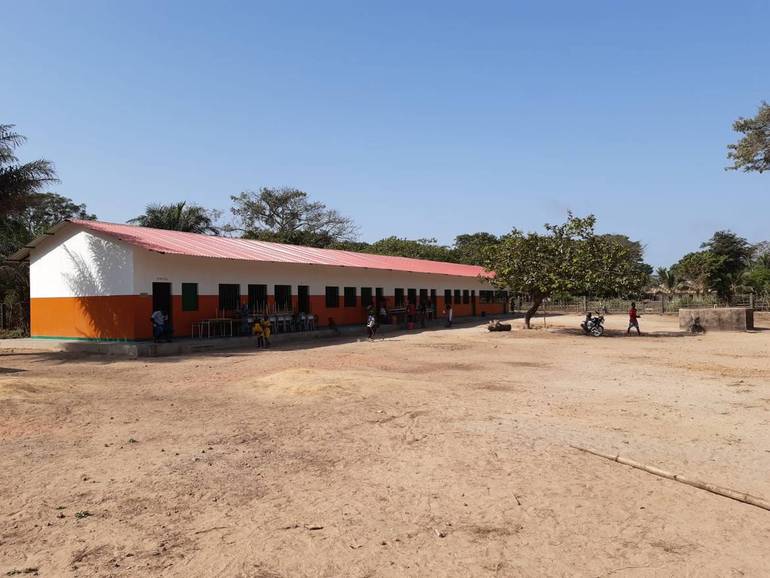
5 220 76 262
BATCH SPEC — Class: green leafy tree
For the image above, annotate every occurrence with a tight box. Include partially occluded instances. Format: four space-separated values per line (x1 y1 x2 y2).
701 231 754 275
753 242 770 269
485 214 648 328
600 234 653 284
229 187 357 247
334 232 502 263
363 236 455 262
742 265 770 295
702 230 754 301
727 101 770 173
452 232 500 265
1 192 96 305
741 241 770 295
0 192 94 256
656 266 679 296
129 201 220 234
672 251 724 295
0 124 58 214
672 232 755 302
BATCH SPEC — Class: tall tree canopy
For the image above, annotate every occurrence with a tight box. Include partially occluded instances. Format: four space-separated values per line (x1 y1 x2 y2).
355 237 455 262
229 188 357 247
1 192 96 304
129 201 220 234
0 124 58 214
672 251 723 295
671 231 755 302
701 230 754 275
452 232 500 265
655 266 679 296
334 232 501 264
485 214 648 328
726 101 770 173
0 192 94 256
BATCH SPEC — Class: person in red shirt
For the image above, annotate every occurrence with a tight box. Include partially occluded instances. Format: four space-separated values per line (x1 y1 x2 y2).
627 302 641 335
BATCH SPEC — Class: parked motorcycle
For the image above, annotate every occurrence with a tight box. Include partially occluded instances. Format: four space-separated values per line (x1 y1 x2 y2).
581 312 605 337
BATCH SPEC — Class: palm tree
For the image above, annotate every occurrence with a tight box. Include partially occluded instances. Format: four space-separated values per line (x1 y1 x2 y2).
129 201 219 234
0 124 59 214
656 266 679 296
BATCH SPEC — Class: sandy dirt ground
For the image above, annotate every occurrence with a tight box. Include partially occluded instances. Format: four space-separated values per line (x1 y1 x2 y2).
1 313 769 577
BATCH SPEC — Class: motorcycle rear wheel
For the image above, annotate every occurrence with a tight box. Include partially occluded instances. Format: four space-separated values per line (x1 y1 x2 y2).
590 325 604 337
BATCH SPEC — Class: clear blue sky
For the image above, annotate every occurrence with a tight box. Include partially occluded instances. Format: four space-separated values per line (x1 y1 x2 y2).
4 0 768 266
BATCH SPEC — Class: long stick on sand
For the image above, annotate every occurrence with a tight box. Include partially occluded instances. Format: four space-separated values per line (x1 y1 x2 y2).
570 445 770 512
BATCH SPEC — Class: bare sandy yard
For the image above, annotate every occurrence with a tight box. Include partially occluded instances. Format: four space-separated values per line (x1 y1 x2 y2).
1 313 769 577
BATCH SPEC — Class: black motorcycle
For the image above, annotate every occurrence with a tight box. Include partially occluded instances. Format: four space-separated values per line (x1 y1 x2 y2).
581 313 605 337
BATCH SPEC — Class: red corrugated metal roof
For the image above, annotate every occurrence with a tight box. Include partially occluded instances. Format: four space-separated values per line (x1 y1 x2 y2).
66 220 492 278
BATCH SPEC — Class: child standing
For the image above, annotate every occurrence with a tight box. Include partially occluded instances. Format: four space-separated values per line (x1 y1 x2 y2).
261 316 272 347
366 310 377 341
627 302 641 335
253 318 264 348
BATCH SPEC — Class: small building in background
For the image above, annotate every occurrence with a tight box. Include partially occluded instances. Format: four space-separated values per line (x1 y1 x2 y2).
11 220 505 341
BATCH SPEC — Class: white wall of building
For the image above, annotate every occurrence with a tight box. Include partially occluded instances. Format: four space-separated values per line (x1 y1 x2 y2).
30 229 134 298
30 224 495 299
133 246 494 296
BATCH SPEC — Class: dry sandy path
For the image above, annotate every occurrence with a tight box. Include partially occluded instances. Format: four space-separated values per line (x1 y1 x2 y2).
1 313 769 577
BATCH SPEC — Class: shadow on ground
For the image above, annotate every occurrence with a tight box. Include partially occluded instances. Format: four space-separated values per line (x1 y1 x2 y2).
550 327 691 339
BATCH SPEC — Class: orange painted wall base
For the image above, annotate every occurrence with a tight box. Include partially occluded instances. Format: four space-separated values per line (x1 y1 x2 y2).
30 295 506 340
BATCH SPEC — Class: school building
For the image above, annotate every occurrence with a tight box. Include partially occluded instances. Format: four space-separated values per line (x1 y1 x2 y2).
11 220 507 341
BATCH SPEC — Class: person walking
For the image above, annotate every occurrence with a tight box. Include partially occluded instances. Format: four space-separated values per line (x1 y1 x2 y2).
151 309 169 343
366 309 378 341
444 302 453 327
627 302 641 335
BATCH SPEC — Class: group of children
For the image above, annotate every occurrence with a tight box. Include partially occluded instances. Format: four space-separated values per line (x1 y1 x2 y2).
251 316 272 348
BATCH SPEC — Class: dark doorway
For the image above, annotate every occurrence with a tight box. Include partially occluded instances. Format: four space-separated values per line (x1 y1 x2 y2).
471 290 477 315
152 282 172 325
298 285 310 314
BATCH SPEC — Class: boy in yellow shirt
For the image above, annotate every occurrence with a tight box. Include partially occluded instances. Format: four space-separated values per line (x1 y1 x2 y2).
252 319 264 348
260 316 272 347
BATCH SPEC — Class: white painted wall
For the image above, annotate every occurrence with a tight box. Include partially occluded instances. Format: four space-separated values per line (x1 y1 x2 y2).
30 229 134 298
30 223 496 299
133 247 495 296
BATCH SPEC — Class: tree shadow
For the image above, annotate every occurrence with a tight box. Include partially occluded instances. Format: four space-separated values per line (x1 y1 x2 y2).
61 236 134 340
551 327 691 338
2 315 511 364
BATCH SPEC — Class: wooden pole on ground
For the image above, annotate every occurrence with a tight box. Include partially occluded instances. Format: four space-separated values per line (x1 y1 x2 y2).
570 445 770 512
